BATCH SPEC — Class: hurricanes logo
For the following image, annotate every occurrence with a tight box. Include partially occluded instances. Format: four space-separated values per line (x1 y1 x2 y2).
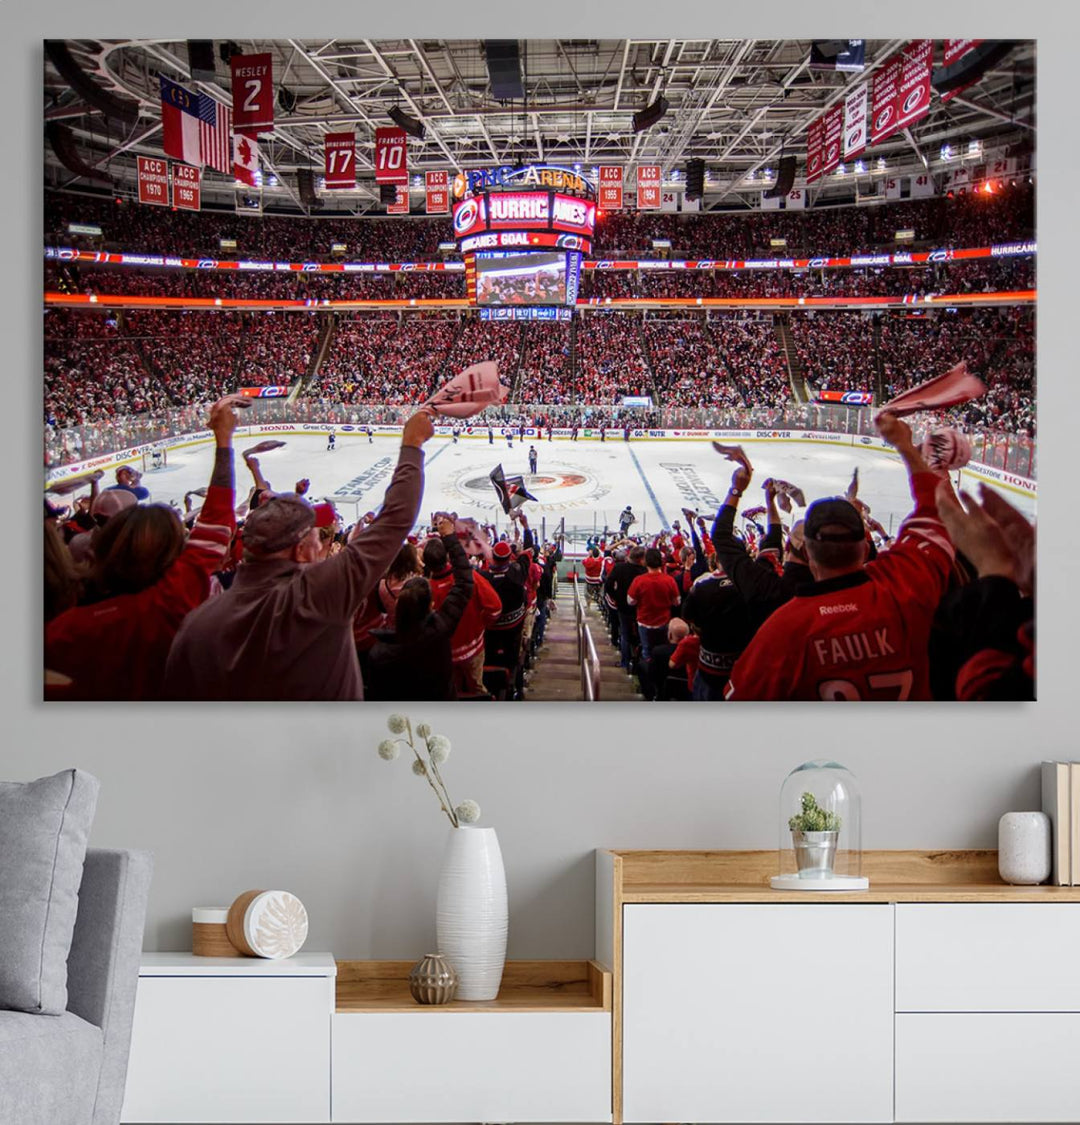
827 143 839 162
453 198 480 235
809 154 821 172
846 128 864 150
874 106 895 132
197 259 217 269
556 234 582 250
903 86 926 115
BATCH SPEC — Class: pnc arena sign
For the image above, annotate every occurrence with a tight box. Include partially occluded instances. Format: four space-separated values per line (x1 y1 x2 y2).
451 163 595 200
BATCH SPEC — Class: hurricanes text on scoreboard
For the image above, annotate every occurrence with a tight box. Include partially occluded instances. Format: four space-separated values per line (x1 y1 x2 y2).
453 163 597 318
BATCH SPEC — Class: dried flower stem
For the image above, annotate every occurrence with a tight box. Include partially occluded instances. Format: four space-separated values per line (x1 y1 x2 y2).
404 718 458 827
424 737 459 828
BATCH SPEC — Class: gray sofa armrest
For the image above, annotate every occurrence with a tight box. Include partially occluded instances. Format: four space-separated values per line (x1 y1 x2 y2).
66 848 153 1125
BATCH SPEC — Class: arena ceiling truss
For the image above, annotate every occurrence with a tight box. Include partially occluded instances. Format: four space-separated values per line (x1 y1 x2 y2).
43 38 1036 215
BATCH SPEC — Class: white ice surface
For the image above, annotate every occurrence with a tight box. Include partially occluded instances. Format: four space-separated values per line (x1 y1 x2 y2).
142 433 1036 543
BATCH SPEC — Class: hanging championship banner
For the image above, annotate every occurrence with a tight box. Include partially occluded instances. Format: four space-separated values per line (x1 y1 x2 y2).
324 133 356 189
375 128 408 185
884 176 902 200
894 39 934 132
172 163 201 211
425 170 449 213
387 185 410 214
636 165 661 210
821 104 845 177
230 53 274 136
843 83 868 160
785 188 806 210
136 156 169 206
870 54 902 145
806 115 825 184
598 166 624 209
940 40 984 103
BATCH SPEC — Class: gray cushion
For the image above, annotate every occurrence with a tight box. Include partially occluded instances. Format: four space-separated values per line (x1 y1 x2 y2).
0 1009 103 1125
0 769 99 1014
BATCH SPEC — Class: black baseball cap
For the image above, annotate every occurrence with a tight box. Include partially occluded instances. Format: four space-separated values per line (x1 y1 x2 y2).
804 498 865 543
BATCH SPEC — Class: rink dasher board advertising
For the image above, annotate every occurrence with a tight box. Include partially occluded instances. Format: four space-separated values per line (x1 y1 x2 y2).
45 426 1037 501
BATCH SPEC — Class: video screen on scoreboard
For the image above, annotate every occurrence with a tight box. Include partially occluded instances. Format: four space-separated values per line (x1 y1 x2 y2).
474 251 580 307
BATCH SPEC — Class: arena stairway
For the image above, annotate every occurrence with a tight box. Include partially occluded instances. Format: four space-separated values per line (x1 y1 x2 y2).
523 577 644 702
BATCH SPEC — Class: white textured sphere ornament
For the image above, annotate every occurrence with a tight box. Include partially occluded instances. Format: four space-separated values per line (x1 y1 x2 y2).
226 889 309 958
436 826 508 1001
998 812 1052 885
921 427 972 471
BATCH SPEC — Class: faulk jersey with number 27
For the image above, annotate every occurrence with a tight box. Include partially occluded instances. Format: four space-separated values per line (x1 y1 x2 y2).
725 473 954 701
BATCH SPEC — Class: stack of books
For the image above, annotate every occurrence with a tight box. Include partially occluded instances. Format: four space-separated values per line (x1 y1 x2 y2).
1041 760 1080 885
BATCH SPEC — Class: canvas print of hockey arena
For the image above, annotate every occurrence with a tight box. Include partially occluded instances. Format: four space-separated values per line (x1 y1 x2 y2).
43 38 1036 702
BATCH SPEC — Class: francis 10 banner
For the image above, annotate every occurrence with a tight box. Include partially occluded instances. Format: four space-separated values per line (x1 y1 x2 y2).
375 128 408 185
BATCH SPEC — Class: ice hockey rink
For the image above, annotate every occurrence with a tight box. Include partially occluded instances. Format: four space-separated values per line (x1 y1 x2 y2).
138 430 1036 547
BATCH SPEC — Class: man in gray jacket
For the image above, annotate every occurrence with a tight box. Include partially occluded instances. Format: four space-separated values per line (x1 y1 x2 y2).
164 413 433 700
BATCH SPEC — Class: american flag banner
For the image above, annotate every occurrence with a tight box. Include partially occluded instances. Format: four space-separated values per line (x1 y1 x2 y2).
198 96 232 174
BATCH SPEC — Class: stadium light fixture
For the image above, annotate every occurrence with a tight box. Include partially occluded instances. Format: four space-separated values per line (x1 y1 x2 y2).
876 157 887 172
941 143 953 160
770 238 787 248
854 160 866 174
835 163 846 175
895 229 915 241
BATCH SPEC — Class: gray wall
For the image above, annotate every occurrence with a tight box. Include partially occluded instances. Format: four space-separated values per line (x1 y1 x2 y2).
8 7 1079 961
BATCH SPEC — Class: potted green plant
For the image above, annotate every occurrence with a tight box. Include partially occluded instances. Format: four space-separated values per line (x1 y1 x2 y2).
788 792 842 877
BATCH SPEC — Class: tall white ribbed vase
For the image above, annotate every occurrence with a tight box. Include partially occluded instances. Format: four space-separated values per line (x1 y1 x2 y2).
435 826 508 1001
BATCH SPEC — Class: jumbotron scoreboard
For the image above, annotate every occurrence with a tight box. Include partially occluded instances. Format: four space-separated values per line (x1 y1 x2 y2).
452 164 596 321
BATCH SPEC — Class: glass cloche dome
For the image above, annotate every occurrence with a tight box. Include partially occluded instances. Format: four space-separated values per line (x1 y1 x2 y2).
771 760 868 891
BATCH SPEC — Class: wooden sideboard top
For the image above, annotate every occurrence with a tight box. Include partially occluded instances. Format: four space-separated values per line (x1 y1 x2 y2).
601 850 1080 903
335 959 611 1013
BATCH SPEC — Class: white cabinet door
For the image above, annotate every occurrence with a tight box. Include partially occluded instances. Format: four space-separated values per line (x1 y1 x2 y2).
121 976 331 1123
333 1011 611 1123
896 1013 1080 1122
896 904 1080 1011
622 904 893 1124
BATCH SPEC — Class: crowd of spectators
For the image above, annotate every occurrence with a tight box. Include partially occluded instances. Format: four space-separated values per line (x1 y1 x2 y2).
314 314 458 405
44 309 174 429
514 323 574 404
592 411 1034 701
791 311 879 395
127 309 244 405
46 181 1033 265
573 313 656 404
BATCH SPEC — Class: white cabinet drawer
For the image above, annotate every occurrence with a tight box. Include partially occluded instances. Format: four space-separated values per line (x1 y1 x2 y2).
332 1011 611 1123
896 904 1080 1011
622 904 894 1123
896 1013 1080 1122
121 976 332 1123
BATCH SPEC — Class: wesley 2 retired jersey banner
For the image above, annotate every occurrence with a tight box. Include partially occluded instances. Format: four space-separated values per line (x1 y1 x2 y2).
324 133 356 189
636 165 661 210
598 166 623 209
172 163 201 211
137 156 169 206
375 128 408 185
425 171 449 213
230 53 274 136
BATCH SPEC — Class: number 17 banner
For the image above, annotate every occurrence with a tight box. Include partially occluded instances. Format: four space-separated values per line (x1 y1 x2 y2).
375 127 408 185
324 133 356 189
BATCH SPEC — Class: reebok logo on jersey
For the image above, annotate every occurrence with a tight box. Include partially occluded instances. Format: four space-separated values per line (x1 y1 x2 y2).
819 603 859 615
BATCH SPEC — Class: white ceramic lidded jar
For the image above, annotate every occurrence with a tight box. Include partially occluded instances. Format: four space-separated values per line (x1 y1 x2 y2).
998 812 1052 885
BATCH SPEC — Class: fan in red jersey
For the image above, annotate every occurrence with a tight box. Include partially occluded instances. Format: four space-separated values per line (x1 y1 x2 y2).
724 412 955 701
